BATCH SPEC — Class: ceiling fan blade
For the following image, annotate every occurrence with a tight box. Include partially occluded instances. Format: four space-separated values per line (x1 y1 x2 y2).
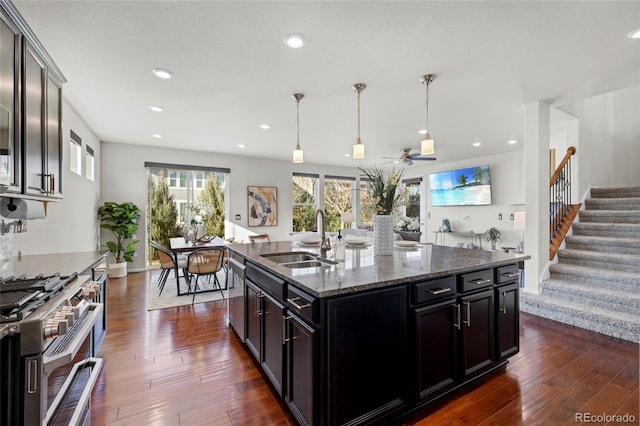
381 156 401 159
412 157 437 161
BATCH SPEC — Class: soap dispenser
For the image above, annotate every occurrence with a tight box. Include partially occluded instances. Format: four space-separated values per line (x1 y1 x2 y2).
335 230 345 262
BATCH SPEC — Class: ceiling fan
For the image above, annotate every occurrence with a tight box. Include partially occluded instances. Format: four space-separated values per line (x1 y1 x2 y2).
382 148 437 165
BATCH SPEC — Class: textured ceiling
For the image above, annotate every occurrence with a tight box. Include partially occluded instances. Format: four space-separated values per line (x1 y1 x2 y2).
12 1 640 169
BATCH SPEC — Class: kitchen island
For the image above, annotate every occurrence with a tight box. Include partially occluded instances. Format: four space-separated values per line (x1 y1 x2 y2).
227 241 529 426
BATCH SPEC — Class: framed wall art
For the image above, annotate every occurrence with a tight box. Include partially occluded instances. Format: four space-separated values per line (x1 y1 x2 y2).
247 185 277 227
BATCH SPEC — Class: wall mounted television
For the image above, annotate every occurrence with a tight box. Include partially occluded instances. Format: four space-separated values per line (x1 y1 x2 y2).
429 165 492 206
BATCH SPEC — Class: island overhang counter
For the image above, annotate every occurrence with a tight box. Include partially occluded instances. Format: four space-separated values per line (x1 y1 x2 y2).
226 241 529 426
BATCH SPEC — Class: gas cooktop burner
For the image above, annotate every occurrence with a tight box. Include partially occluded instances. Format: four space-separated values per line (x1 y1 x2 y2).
0 273 78 323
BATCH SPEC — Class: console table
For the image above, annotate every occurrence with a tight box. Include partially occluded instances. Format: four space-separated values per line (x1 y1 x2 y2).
433 231 484 248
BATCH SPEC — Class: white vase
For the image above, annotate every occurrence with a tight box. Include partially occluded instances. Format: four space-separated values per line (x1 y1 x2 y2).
374 215 394 255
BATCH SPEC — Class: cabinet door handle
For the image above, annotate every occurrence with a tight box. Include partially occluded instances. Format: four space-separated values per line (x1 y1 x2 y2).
499 291 507 314
470 278 491 285
428 287 451 295
287 297 311 310
462 301 471 327
255 292 264 316
452 304 461 330
282 315 291 345
503 272 519 279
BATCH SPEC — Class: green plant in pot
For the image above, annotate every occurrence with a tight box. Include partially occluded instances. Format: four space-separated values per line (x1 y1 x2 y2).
98 201 141 278
483 227 502 250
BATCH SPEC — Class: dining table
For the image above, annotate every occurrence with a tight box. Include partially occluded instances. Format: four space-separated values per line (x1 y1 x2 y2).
169 236 230 296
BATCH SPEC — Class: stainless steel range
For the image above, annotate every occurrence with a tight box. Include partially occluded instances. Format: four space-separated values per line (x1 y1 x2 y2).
0 272 104 426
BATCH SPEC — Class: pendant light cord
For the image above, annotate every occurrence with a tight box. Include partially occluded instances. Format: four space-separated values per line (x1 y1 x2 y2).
425 79 429 133
357 90 361 144
296 98 301 150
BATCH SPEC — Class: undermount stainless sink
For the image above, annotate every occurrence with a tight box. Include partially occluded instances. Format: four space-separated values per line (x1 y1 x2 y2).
262 252 318 264
262 252 336 269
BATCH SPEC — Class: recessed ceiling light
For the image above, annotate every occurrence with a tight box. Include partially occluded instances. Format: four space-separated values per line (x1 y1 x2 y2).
259 124 270 130
149 105 164 112
152 134 162 138
152 68 173 79
284 33 306 48
418 129 427 135
472 142 482 147
344 153 351 157
508 139 518 145
237 144 246 148
627 27 640 39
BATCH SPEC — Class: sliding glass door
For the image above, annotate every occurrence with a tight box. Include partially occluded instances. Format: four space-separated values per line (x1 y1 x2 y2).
145 162 228 266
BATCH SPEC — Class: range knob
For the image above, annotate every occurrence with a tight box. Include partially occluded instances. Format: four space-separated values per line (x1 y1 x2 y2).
43 317 68 340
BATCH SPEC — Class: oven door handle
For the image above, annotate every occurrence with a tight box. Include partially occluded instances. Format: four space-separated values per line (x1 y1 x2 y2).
45 357 103 426
43 303 103 374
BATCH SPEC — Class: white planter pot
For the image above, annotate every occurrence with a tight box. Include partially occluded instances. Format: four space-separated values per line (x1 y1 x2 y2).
374 215 394 255
108 261 127 278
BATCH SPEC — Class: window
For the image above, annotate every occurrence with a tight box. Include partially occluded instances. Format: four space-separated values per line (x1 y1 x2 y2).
194 171 205 189
69 130 81 175
168 170 188 188
85 145 94 181
324 175 354 232
359 178 374 227
292 173 319 232
404 178 422 219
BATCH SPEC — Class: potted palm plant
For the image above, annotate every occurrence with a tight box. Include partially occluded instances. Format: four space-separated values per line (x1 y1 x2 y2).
98 201 141 278
483 227 502 250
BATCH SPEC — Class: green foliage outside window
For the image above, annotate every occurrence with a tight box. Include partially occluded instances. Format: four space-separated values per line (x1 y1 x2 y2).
148 171 182 261
199 176 225 237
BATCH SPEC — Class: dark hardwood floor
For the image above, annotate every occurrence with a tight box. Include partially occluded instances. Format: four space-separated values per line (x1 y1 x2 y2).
92 271 639 425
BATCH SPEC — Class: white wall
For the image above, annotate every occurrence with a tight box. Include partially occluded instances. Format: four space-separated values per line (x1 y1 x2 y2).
559 84 640 194
100 142 370 271
405 151 526 250
1 100 101 258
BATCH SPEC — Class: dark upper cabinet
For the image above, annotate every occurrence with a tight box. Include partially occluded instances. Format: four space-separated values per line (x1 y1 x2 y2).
0 0 65 200
0 8 21 193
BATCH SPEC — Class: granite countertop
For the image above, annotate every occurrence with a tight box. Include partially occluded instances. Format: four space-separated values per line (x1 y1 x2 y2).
228 241 530 298
0 251 107 279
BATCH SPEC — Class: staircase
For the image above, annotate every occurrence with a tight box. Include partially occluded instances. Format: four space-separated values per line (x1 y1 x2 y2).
521 186 640 343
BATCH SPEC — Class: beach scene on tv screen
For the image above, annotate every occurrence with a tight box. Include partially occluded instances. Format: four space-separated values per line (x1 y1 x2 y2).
430 165 492 206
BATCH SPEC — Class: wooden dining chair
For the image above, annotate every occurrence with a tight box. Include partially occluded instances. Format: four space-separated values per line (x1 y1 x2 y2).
151 240 188 296
249 233 271 243
186 247 226 304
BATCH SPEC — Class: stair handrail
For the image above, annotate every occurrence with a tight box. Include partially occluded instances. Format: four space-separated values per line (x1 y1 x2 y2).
549 146 579 259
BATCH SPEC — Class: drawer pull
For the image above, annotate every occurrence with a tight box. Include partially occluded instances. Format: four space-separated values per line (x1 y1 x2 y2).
287 297 311 310
503 272 519 278
470 278 492 285
428 287 451 295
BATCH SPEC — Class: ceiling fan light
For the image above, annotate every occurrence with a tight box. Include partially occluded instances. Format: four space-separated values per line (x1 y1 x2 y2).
421 136 434 155
293 148 304 163
353 141 365 159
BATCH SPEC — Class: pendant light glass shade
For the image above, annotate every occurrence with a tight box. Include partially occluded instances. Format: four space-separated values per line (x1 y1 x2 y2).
420 74 437 155
352 83 366 159
292 93 305 163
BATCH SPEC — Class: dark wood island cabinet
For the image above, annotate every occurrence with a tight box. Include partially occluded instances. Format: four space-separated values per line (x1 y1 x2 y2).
228 242 528 425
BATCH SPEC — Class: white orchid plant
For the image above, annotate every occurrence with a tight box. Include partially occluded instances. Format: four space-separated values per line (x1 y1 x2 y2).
395 216 420 232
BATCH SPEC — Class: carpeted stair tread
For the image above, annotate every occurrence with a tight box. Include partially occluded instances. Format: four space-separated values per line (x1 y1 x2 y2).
591 186 640 198
565 235 640 255
549 263 640 291
579 209 640 224
585 198 640 210
572 222 640 238
520 292 639 343
541 279 640 315
556 249 640 273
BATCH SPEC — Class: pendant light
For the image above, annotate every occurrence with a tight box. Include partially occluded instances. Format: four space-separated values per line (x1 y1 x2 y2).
420 74 437 156
292 93 304 163
352 83 366 159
